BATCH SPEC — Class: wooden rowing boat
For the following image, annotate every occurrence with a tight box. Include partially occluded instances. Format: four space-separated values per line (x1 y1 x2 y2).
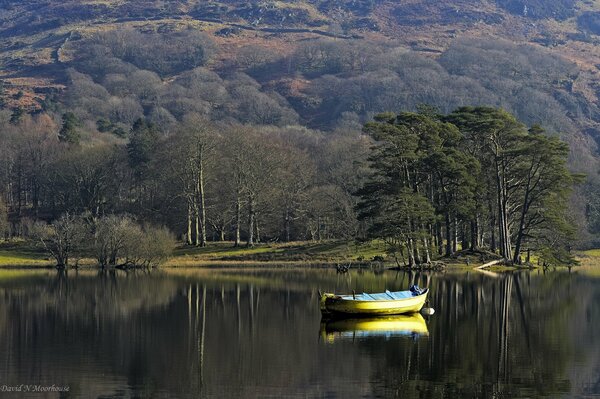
320 313 429 342
319 286 429 316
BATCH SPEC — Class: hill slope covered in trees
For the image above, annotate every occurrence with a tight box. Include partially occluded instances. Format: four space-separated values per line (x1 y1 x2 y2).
1 0 600 247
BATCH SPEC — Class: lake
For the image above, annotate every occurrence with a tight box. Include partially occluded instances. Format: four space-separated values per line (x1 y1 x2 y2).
0 267 598 398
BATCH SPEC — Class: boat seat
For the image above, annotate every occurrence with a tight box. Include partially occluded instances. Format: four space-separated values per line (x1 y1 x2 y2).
340 290 416 301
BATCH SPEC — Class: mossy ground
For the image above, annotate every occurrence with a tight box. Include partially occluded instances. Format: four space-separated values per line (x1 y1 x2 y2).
167 240 389 266
0 240 52 267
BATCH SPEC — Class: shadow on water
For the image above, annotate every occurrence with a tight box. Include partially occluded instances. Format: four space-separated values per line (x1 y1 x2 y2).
0 268 598 398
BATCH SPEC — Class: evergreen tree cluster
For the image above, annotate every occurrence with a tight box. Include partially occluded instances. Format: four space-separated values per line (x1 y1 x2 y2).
357 106 577 266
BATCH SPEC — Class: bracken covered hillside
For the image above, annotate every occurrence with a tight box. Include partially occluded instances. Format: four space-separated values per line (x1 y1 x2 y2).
1 0 600 109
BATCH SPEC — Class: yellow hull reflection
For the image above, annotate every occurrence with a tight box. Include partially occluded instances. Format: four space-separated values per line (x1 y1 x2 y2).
320 289 428 316
320 314 429 342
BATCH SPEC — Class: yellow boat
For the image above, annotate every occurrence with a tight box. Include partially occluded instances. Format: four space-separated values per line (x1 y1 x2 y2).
319 287 429 316
320 313 429 342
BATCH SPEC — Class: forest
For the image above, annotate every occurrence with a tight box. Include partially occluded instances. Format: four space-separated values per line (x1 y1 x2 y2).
0 103 577 268
0 26 594 267
357 107 576 266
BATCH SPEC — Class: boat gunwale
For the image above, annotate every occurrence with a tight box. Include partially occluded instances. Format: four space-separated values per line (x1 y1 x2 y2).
327 288 429 303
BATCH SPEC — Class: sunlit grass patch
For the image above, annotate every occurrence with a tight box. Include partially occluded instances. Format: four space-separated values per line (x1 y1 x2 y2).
170 240 389 265
0 241 51 266
575 250 600 277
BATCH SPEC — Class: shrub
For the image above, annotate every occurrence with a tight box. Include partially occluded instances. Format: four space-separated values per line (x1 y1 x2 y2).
92 215 175 268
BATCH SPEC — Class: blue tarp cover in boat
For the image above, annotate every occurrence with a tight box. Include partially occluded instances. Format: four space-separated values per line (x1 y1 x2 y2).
340 290 415 301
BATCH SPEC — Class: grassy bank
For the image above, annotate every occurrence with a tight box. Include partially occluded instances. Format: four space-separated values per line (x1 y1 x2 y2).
0 239 391 268
165 240 389 267
3 239 598 273
574 250 600 277
0 241 52 267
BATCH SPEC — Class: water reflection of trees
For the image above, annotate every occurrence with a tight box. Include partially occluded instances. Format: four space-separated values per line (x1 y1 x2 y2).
0 270 598 398
366 271 598 398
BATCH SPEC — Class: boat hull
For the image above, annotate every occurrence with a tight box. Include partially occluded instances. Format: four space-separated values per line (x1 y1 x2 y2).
320 289 428 316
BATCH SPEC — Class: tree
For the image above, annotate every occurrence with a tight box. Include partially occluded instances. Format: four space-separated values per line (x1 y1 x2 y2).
33 213 85 268
127 118 159 171
58 112 81 144
9 108 23 125
447 107 528 259
357 113 437 266
0 198 8 239
165 117 217 246
127 118 160 214
91 214 136 267
91 214 175 268
47 145 124 218
222 127 285 247
358 108 576 266
510 126 577 263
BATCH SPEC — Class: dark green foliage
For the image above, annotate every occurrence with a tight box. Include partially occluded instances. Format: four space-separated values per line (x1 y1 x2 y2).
448 107 576 263
112 127 127 138
358 107 576 265
96 118 112 133
58 112 80 144
127 118 158 170
9 108 23 124
358 111 478 264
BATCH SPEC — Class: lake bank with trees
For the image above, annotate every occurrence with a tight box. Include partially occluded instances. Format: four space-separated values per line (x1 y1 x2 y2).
2 239 600 276
0 106 585 271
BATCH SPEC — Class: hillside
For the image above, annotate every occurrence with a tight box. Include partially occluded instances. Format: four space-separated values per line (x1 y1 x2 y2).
1 1 599 105
1 0 600 238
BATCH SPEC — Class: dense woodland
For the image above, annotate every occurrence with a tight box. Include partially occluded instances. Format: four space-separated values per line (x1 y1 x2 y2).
0 25 595 266
357 107 576 266
0 111 369 266
0 103 577 267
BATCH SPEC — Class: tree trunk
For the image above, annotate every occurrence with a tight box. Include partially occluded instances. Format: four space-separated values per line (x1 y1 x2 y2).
284 207 291 242
422 236 431 263
407 241 415 267
513 188 531 263
452 217 458 253
436 222 444 255
234 194 241 247
247 195 255 247
317 216 322 241
496 158 507 258
513 161 538 263
445 212 453 256
186 200 193 245
255 216 261 244
198 151 207 247
194 205 200 246
471 218 478 250
461 223 468 252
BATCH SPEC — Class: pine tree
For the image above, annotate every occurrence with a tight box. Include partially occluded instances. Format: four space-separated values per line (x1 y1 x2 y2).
58 112 81 144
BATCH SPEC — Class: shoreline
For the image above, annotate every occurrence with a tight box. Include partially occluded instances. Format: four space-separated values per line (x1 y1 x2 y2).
1 240 597 274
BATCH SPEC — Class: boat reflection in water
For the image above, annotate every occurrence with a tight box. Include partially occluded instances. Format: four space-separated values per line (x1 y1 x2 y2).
320 313 429 343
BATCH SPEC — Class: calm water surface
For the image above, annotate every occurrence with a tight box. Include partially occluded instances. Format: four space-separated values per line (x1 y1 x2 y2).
0 267 598 398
